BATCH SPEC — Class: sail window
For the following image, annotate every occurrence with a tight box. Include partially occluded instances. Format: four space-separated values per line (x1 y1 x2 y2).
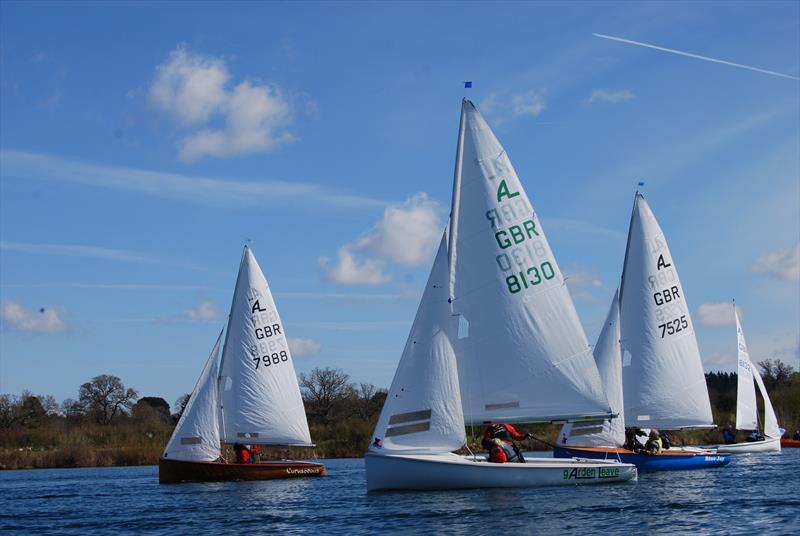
385 422 431 437
180 437 202 445
388 409 432 425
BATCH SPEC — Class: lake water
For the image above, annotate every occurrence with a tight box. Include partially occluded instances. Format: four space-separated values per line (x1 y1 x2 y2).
1 450 797 535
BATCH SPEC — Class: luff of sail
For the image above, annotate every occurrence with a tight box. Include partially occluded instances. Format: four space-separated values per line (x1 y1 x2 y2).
369 233 465 455
162 331 223 462
218 246 313 446
450 99 611 424
734 307 759 431
619 193 713 430
560 290 626 447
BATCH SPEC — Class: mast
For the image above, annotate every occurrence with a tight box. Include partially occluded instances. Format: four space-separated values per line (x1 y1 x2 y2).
618 191 640 306
448 98 468 302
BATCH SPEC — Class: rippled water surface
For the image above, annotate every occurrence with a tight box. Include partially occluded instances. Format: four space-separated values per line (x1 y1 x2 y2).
2 450 798 534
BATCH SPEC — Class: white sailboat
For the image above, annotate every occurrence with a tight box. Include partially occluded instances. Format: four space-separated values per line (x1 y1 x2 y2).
159 246 326 483
554 193 731 470
365 99 637 491
703 305 782 453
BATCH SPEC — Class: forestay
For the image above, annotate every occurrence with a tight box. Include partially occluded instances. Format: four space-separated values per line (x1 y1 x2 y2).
560 290 626 447
619 193 713 430
218 246 312 446
369 234 465 454
162 331 223 462
734 307 759 431
451 99 610 424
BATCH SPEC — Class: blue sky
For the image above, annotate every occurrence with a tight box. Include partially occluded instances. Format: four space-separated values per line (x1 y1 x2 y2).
1 1 798 410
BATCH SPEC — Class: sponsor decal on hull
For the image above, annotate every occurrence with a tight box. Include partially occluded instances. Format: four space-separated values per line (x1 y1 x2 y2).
563 467 597 480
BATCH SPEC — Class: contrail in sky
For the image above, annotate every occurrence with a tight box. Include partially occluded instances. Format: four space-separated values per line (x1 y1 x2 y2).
593 33 799 81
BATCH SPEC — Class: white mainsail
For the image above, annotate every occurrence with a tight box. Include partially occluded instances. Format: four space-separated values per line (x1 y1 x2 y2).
369 234 465 454
218 246 312 446
619 193 713 430
734 307 759 431
162 331 223 462
560 290 626 447
450 99 610 424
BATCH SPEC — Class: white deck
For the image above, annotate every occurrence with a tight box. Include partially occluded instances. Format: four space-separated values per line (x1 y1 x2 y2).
701 437 781 454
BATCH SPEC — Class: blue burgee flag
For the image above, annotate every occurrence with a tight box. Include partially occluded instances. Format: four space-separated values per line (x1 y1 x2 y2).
464 81 472 88
638 181 645 187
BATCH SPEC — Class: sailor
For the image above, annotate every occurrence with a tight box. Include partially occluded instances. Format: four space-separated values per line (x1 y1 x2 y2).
624 428 647 452
482 422 530 463
722 426 736 444
793 430 800 440
746 430 764 442
659 430 672 450
644 429 663 455
233 443 251 463
488 438 509 463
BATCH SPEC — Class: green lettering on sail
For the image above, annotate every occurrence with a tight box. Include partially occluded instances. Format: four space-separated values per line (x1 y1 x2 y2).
496 179 519 202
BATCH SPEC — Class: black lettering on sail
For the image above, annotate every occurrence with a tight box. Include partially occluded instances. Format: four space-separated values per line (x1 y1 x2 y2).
251 300 267 313
656 254 672 270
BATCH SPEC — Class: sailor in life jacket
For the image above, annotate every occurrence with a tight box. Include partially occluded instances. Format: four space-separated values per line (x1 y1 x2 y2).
488 438 520 463
482 422 530 463
644 429 663 455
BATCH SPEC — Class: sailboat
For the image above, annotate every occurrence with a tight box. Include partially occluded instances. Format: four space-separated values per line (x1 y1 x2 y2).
364 99 637 491
159 246 326 483
701 305 782 453
554 192 731 470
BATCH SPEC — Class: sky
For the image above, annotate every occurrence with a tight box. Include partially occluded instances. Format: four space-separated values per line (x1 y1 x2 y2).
1 1 798 411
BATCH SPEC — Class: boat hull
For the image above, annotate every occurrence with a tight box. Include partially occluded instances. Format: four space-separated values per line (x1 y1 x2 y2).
365 452 637 491
553 446 731 471
158 458 326 484
701 437 781 454
780 438 800 448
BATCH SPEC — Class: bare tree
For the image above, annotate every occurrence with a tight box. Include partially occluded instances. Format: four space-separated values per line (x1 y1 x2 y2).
173 393 191 421
758 359 796 391
79 375 138 425
299 367 351 425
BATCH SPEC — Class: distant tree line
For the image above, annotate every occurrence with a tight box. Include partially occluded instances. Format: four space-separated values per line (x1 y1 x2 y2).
1 359 797 469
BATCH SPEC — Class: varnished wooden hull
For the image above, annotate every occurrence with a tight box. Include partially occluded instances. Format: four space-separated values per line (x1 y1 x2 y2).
158 458 327 484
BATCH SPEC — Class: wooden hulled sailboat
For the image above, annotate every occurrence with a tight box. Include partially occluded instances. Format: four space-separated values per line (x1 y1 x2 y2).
364 99 637 491
159 246 326 483
701 305 782 453
554 193 731 470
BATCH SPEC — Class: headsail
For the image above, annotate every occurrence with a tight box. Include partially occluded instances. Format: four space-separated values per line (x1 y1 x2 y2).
752 366 782 439
369 233 465 454
560 290 626 447
619 193 713 430
162 330 223 462
734 307 758 431
450 99 610 424
218 246 313 446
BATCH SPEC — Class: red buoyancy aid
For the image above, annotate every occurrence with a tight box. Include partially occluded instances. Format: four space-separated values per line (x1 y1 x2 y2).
489 445 508 463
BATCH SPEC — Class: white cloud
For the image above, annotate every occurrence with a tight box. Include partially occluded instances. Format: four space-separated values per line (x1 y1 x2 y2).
564 267 607 302
149 45 229 125
587 89 635 104
148 45 295 162
512 90 547 117
184 301 220 322
0 149 385 209
752 243 800 282
1 300 67 334
479 90 547 123
697 303 743 327
288 338 321 357
319 248 391 285
319 194 442 285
